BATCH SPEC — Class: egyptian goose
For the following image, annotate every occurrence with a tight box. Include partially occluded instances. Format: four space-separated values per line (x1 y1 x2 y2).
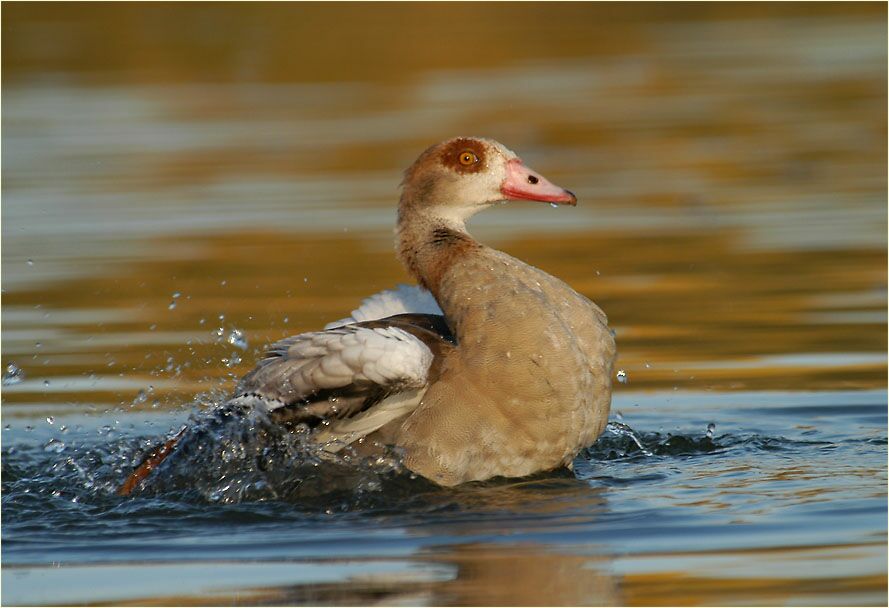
120 137 615 494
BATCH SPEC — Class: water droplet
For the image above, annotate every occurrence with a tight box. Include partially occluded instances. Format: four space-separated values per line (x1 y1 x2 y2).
43 380 50 388
27 258 34 266
283 316 289 324
595 270 601 276
549 203 558 209
46 416 54 425
43 438 65 453
3 362 25 385
134 389 148 404
220 280 227 287
172 291 181 299
706 422 716 438
199 318 206 325
35 342 42 349
168 300 177 310
303 277 309 283
226 328 248 350
224 352 242 368
644 362 652 369
616 369 628 384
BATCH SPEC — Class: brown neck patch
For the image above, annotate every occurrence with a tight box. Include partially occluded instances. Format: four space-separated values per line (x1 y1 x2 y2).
429 227 470 247
398 221 481 294
422 226 480 294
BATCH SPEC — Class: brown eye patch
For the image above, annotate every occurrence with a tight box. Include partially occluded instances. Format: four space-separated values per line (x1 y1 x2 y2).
440 138 486 174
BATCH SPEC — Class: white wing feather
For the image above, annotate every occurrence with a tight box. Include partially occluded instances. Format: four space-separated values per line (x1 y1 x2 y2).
325 284 443 329
239 325 434 411
228 292 445 451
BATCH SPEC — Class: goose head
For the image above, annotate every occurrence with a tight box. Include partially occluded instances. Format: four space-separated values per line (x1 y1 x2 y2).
399 137 576 225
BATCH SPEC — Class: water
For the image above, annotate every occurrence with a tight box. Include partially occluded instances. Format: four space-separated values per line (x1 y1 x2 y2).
3 363 25 386
2 4 886 606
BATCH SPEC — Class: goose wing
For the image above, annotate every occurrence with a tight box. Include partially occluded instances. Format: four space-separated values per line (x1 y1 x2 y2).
119 312 454 496
231 313 454 448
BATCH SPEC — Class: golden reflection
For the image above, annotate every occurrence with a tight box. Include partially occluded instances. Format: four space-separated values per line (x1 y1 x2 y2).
6 3 883 85
2 224 884 412
620 571 886 606
426 543 618 606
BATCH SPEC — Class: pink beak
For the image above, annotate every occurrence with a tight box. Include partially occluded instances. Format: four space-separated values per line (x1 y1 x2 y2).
500 158 577 206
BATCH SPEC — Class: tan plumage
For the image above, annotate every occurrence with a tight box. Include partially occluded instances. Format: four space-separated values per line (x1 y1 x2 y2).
388 138 614 484
119 137 615 494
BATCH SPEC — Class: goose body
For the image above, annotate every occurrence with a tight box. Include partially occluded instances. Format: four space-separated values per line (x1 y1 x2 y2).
120 137 615 493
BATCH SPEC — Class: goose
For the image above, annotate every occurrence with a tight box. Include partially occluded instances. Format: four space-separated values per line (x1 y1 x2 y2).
119 137 615 494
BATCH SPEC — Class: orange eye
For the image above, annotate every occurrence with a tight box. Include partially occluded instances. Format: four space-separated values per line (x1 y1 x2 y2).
459 150 478 165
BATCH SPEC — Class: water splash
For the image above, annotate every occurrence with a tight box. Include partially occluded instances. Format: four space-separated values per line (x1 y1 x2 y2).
605 421 653 456
43 438 66 454
133 386 154 406
111 403 411 505
226 329 248 350
3 362 25 386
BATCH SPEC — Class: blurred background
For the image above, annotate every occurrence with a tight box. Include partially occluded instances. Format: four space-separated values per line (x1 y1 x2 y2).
2 3 886 606
3 2 885 397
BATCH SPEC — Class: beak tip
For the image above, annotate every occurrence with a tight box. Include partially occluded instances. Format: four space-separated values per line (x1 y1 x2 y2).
565 190 577 206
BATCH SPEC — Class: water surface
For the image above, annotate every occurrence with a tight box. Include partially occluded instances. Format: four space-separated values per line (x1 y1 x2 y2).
2 4 886 606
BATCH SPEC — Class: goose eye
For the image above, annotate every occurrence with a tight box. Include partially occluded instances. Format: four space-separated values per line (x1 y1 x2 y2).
459 150 479 166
